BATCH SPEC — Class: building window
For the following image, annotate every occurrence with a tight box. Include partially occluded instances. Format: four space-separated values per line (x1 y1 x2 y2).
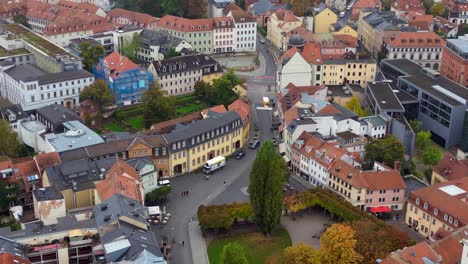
415 198 420 205
423 202 428 209
434 208 438 215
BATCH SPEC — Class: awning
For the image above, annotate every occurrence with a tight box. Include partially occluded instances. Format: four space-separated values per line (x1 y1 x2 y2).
370 206 391 213
282 155 290 163
278 143 286 154
68 229 84 237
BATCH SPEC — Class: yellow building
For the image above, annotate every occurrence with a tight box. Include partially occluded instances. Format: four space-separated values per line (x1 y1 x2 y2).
267 9 302 49
332 25 358 38
314 8 337 33
202 71 223 84
431 152 468 185
165 111 244 175
229 99 251 146
405 178 468 239
322 58 376 87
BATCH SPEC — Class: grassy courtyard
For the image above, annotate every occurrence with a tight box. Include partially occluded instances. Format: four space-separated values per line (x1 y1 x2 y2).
207 228 292 264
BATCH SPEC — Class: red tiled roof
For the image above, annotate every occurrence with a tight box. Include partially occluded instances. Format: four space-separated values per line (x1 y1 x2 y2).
280 41 323 65
212 17 235 29
386 32 446 47
0 1 26 17
99 52 140 79
202 105 227 115
362 170 406 190
223 2 242 15
95 159 143 204
12 157 41 186
410 178 468 224
107 8 158 27
283 105 300 125
432 152 468 181
34 152 61 173
157 15 213 32
315 104 343 115
0 253 31 264
330 159 369 188
432 226 468 264
149 112 203 133
391 0 425 13
228 99 250 120
351 0 382 20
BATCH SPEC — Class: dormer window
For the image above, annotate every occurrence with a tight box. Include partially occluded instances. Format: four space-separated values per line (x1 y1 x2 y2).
427 38 432 43
401 38 406 43
423 202 428 209
434 208 438 215
162 66 166 72
415 198 420 205
435 39 440 43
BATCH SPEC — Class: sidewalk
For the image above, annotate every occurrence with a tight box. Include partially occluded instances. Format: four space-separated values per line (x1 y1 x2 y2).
189 221 209 264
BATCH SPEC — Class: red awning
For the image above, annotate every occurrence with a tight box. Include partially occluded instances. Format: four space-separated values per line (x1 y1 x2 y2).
370 206 391 213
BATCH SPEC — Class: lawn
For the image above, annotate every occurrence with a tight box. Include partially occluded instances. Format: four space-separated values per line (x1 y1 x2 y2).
104 122 127 132
125 115 145 130
177 101 207 115
207 228 292 264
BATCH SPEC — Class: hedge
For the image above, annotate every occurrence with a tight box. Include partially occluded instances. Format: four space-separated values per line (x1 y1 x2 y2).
198 202 253 232
145 186 171 205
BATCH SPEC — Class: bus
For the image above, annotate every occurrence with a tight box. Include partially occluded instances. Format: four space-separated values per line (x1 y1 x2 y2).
202 156 226 174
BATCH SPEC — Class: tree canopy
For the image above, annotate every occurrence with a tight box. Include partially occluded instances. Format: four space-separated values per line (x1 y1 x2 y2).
0 120 20 158
409 119 422 133
320 223 363 264
121 33 141 61
194 70 241 107
80 80 115 110
345 96 371 117
219 242 248 264
280 243 320 264
415 130 432 154
161 0 183 16
80 42 105 71
13 15 29 28
249 141 288 236
422 146 442 168
429 2 446 17
364 136 404 169
142 83 177 128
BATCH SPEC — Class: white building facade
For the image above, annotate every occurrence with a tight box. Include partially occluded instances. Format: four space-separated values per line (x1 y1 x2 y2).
227 11 257 52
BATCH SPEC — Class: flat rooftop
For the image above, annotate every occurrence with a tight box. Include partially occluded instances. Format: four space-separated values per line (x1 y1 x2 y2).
367 82 405 111
381 59 422 75
1 24 78 59
45 120 104 152
447 38 468 53
0 46 30 57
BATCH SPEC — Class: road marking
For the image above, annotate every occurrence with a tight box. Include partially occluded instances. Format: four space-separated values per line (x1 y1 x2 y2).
256 106 272 110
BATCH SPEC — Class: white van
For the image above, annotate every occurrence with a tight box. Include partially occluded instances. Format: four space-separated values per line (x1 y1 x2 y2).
340 11 346 18
202 156 226 174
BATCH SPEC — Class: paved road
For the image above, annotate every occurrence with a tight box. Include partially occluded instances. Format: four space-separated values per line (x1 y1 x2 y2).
154 37 285 264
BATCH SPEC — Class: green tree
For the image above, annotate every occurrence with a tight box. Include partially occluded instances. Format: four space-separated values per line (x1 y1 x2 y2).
80 80 115 110
184 0 207 18
0 120 20 158
382 0 392 11
429 2 445 17
422 146 442 168
0 182 18 212
194 80 210 98
121 33 141 61
280 243 321 264
409 119 422 133
422 0 434 12
249 141 288 236
235 0 246 9
161 0 183 16
320 223 363 264
13 15 29 28
142 83 177 128
345 96 369 117
415 130 432 154
290 0 307 16
145 185 171 205
364 136 405 169
219 242 248 264
167 48 178 58
80 42 105 71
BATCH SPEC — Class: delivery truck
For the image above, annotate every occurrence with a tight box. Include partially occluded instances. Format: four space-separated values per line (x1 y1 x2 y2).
202 156 226 174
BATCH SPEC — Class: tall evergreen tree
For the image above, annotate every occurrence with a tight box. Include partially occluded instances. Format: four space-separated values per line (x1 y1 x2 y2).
249 141 288 236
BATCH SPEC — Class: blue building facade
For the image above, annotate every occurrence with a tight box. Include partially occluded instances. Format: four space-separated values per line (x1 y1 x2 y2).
93 52 153 105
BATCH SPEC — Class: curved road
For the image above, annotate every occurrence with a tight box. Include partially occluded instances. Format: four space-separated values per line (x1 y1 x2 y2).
155 37 307 264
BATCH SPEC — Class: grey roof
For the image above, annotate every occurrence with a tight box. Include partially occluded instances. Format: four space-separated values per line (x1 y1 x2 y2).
33 186 64 201
131 249 166 264
250 0 282 15
4 64 93 84
327 85 353 97
101 132 133 141
94 194 149 229
0 235 28 260
152 54 221 76
127 157 155 173
381 59 422 76
35 104 82 127
59 134 167 162
360 115 387 127
4 63 47 82
140 29 184 50
38 70 93 85
367 82 405 111
393 87 418 103
44 157 118 191
45 120 105 152
363 11 407 31
0 104 28 123
164 111 241 145
447 38 468 54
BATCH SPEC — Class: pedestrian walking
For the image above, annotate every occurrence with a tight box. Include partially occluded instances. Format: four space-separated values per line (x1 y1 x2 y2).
187 190 189 196
182 241 185 246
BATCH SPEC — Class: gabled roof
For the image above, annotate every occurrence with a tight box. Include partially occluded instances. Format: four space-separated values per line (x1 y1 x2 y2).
432 152 468 181
94 194 149 229
280 42 323 65
362 170 406 190
385 32 445 47
391 0 425 12
380 242 441 264
228 99 250 120
157 15 213 32
99 52 140 79
107 8 158 27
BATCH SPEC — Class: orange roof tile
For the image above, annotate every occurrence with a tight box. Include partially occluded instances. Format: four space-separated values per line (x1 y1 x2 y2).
410 178 468 224
107 8 158 28
386 32 445 47
280 41 323 65
34 152 61 173
157 15 213 32
432 152 468 182
95 159 144 204
362 170 406 190
0 253 31 264
315 104 343 115
391 0 425 13
283 105 300 125
351 0 382 20
432 226 468 264
330 159 369 188
99 52 140 79
223 2 242 15
228 99 250 120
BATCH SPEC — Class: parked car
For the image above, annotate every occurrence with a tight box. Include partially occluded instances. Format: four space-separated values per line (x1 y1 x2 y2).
260 39 266 44
235 150 246 159
340 11 346 18
249 140 260 149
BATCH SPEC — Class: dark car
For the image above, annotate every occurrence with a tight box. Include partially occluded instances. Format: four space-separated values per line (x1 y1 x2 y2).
235 150 246 159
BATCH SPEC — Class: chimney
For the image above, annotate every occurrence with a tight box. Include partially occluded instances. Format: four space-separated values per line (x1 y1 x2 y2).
394 160 401 171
